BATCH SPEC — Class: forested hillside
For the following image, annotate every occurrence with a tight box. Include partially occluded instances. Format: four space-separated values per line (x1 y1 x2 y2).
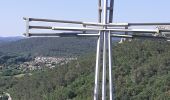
0 40 170 100
0 37 23 45
113 40 170 99
0 37 96 57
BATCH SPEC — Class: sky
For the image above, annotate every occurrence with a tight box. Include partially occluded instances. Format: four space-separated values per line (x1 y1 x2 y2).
1 0 170 37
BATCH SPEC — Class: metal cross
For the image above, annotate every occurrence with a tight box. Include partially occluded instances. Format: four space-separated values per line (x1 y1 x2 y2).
23 0 170 100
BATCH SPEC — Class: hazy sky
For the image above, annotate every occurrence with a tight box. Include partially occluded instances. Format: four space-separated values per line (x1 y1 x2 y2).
1 0 170 37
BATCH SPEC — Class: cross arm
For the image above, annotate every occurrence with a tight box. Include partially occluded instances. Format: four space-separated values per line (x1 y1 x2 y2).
51 26 166 33
24 17 105 27
23 17 170 41
24 30 170 41
23 32 99 37
24 32 169 41
27 25 170 34
23 17 129 27
128 22 170 26
24 17 170 27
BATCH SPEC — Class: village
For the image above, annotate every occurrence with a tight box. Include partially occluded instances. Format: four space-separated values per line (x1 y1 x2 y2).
19 56 77 71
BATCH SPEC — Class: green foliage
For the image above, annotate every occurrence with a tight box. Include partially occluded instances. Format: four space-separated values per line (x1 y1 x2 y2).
1 69 21 76
113 40 170 99
0 53 32 65
0 40 170 100
0 37 97 57
6 54 95 100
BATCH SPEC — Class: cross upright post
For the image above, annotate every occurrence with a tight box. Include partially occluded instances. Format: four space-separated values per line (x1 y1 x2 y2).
94 0 114 99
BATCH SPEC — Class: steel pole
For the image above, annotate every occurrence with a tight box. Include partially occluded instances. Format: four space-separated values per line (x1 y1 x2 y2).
94 31 102 100
25 18 30 37
109 0 114 100
109 0 114 23
102 31 107 100
102 0 108 100
108 31 113 100
94 0 103 99
98 0 102 23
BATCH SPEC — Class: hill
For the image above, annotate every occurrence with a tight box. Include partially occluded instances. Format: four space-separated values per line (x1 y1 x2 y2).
0 36 23 45
0 40 170 100
0 37 97 57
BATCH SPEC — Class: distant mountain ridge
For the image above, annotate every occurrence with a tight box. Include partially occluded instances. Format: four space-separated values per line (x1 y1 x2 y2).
0 37 97 57
0 36 24 44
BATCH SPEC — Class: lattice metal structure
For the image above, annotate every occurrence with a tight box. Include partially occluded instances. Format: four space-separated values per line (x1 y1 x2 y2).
23 0 170 100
